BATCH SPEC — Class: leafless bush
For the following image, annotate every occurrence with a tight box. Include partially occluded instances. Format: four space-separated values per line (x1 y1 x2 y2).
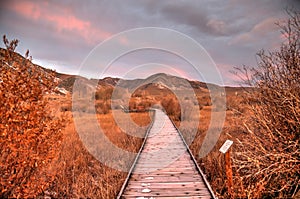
233 11 300 198
2 35 18 63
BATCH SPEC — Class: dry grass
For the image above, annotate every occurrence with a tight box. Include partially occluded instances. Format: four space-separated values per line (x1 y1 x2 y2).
46 109 152 198
194 105 243 198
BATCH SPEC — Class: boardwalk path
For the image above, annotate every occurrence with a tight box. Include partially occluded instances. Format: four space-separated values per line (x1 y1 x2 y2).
117 109 215 198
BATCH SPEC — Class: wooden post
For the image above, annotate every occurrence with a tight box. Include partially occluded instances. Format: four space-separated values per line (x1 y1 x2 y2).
219 140 234 198
225 148 233 199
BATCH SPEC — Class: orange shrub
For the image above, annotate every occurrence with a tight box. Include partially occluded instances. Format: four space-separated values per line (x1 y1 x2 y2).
0 38 65 197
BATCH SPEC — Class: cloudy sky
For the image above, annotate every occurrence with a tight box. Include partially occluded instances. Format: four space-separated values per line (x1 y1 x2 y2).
0 0 299 85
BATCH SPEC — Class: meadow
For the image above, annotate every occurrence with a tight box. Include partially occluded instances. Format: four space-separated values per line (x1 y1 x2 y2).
46 100 152 198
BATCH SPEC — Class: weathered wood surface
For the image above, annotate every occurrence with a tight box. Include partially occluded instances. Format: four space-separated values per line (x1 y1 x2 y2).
118 109 215 199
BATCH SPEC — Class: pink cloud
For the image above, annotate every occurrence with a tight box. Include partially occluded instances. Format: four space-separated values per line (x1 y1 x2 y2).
7 1 111 44
8 1 42 20
229 17 279 45
118 36 129 46
46 13 90 33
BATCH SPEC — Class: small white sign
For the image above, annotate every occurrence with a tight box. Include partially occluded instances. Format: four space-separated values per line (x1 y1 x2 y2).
219 140 233 154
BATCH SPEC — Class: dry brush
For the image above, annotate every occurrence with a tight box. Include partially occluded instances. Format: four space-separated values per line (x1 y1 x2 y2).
0 36 65 197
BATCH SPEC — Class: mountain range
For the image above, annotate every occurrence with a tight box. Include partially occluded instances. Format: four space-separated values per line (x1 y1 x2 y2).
1 47 240 95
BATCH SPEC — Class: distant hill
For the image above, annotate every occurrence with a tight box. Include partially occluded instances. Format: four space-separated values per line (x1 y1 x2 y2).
0 47 242 95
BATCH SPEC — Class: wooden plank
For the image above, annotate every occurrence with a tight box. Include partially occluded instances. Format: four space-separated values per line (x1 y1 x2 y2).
127 182 208 189
122 189 211 197
130 176 205 183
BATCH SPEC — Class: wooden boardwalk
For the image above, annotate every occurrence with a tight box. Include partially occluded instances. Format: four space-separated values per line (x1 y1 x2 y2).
117 109 215 199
